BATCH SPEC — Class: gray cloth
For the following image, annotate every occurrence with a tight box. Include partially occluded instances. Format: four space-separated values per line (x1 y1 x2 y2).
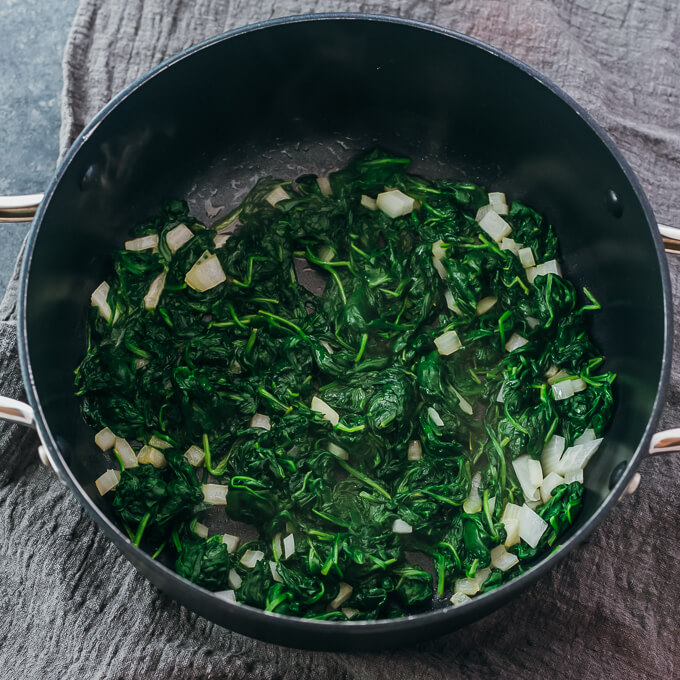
1 1 679 678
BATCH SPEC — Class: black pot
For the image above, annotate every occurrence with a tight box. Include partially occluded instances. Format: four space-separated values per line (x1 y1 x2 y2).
0 14 674 651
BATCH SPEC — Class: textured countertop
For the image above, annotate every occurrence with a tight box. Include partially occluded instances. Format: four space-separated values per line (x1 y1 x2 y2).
0 0 79 298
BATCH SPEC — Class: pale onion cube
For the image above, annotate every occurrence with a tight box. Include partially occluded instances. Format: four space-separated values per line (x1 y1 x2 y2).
137 445 166 468
478 211 512 242
327 442 349 460
269 560 283 583
519 504 548 548
391 519 413 534
330 582 354 609
135 358 149 370
432 257 448 279
407 440 422 461
149 435 172 450
541 435 566 475
435 330 462 355
451 591 472 606
94 427 116 451
505 333 528 352
476 296 498 316
316 177 332 196
490 544 519 571
283 533 295 559
452 387 473 415
185 251 227 292
95 469 120 496
166 223 194 253
488 192 508 214
547 368 569 385
318 245 335 262
360 194 377 210
475 204 495 222
525 266 539 284
540 471 566 504
564 467 584 484
249 413 271 430
311 396 339 426
444 289 462 315
503 518 520 547
240 550 265 568
574 428 597 446
540 259 562 277
213 233 231 249
432 240 447 262
552 380 574 401
501 502 523 523
202 483 228 505
488 496 496 515
463 472 483 514
125 234 158 251
341 607 360 619
474 567 492 588
144 271 167 310
571 378 587 393
526 315 540 329
512 455 540 502
320 340 334 354
194 522 209 539
215 589 236 602
91 281 112 322
427 407 445 428
228 569 242 589
528 459 544 487
184 445 205 467
114 438 139 469
222 534 240 553
518 247 536 268
525 499 541 510
500 237 522 255
557 440 603 473
265 185 290 206
376 189 415 218
496 386 505 403
454 578 480 596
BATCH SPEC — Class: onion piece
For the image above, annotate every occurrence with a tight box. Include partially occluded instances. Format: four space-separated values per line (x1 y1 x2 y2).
432 257 448 279
501 503 522 523
454 578 480 596
500 237 522 255
505 333 528 352
202 483 228 505
450 592 472 606
503 518 520 547
214 589 236 602
432 240 447 262
265 185 290 206
564 467 584 484
475 204 494 222
540 471 566 503
249 413 271 430
269 561 283 583
518 247 536 268
149 435 172 450
184 445 205 467
137 445 166 468
144 272 166 310
571 378 587 393
435 329 462 355
125 234 158 251
574 429 596 445
330 582 353 609
94 427 116 452
327 442 349 460
407 440 422 461
444 289 462 315
316 177 332 196
240 550 265 568
311 396 339 426
526 315 540 329
213 233 231 249
451 387 473 415
185 251 227 292
528 459 544 487
114 438 139 469
283 533 295 559
519 504 548 548
166 224 194 253
541 435 566 475
552 380 575 401
360 194 377 210
476 296 497 316
512 455 541 502
547 368 569 385
557 439 603 474
376 189 415 218
463 472 483 514
427 407 444 428
488 192 508 214
222 534 240 553
95 469 120 496
228 569 242 589
194 522 209 539
341 607 360 619
526 259 562 284
91 281 112 322
478 211 512 242
391 519 413 534
490 544 519 571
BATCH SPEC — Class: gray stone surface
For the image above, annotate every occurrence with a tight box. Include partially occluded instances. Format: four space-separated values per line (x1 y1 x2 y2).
0 0 79 298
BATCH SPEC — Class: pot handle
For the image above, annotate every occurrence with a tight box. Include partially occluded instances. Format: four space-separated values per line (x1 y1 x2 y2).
0 396 56 469
0 194 43 222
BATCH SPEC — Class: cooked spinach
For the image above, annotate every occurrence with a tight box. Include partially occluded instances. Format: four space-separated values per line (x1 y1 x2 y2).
76 149 614 619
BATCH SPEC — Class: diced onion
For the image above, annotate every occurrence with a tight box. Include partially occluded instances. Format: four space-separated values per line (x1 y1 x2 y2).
266 185 290 206
194 522 209 539
427 407 445 428
228 569 242 589
463 472 483 514
450 591 472 606
95 469 120 496
144 272 167 310
557 439 603 474
501 502 522 522
444 289 462 315
269 561 283 583
341 607 360 619
432 257 448 279
215 589 236 602
526 259 562 284
311 396 339 426
475 204 494 222
547 368 569 384
518 247 536 268
166 224 194 253
432 240 447 262
526 316 540 329
454 578 480 596
503 518 520 547
407 440 422 461
478 211 512 242
114 438 139 469
91 281 112 322
94 427 116 451
500 238 522 255
512 455 540 502
528 459 544 487
185 251 227 292
451 387 473 415
525 499 541 510
519 504 548 548
391 519 413 534
125 234 158 251
202 483 228 505
541 435 566 475
137 445 166 468
327 442 349 460
435 330 462 355
376 189 415 218
552 380 574 401
360 195 377 210
222 534 240 553
540 471 566 503
496 385 505 403
574 428 597 445
564 467 584 484
135 358 148 370
473 567 492 588
476 296 497 316
490 544 519 571
249 413 271 430
505 333 528 352
184 445 205 467
317 177 332 196
149 435 172 450
488 192 508 214
283 533 295 559
240 550 265 568
488 496 496 515
571 378 587 393
214 233 231 249
330 582 353 609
